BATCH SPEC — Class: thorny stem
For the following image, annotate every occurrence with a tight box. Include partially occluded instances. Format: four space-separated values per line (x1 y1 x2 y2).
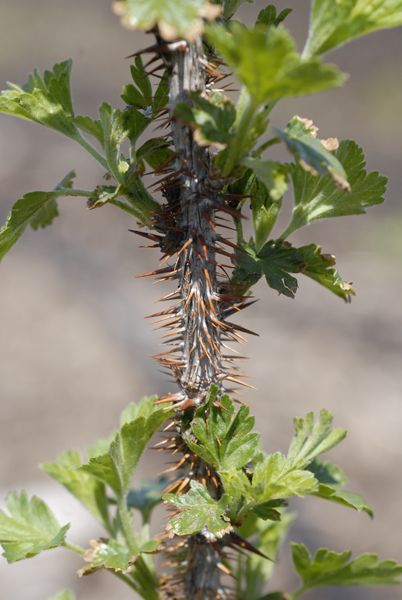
159 37 228 599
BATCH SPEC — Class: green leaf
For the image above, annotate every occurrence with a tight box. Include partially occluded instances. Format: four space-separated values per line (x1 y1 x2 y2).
136 138 174 171
256 5 292 27
206 23 344 107
220 0 253 19
296 244 354 301
122 57 153 110
304 0 402 57
0 60 78 138
233 241 354 301
74 115 103 144
0 171 76 262
241 160 288 250
314 485 373 517
249 410 346 504
307 459 347 487
277 117 349 190
308 459 373 517
251 453 319 502
288 410 347 469
164 481 231 537
48 591 75 600
234 241 302 298
79 538 153 576
176 92 236 148
98 103 127 181
127 477 169 521
81 397 171 497
0 491 69 562
114 0 220 40
291 543 402 590
41 450 109 528
185 393 261 471
283 140 387 236
242 159 288 202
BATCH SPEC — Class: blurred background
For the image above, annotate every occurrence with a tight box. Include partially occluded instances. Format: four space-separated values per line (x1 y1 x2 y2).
0 1 401 598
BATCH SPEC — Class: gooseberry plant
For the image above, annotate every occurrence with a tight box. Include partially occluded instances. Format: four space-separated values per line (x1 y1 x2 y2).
1 1 402 599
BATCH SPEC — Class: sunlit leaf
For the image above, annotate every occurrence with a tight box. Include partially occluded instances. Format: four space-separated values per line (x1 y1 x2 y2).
0 171 76 262
283 140 387 236
206 23 344 106
292 543 402 589
304 0 402 57
0 492 69 562
113 0 221 40
164 481 231 537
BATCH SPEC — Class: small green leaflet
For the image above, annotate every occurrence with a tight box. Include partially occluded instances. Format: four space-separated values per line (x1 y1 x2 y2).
121 56 153 111
185 390 261 471
256 5 292 27
127 476 169 521
234 241 354 301
163 481 231 537
291 543 402 589
113 0 220 40
176 92 236 148
282 140 387 237
304 0 402 57
80 397 171 496
297 245 354 302
288 410 346 469
277 117 349 190
48 591 75 600
220 0 253 19
0 171 76 262
78 537 159 576
308 459 373 517
98 103 127 182
41 450 110 529
0 491 69 562
0 60 77 138
250 410 346 504
206 23 344 107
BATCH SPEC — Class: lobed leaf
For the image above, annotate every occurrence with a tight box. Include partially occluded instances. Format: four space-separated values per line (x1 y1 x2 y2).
0 60 77 138
308 459 373 517
41 450 110 528
78 537 158 576
283 140 387 236
277 117 349 190
220 0 254 19
0 491 69 562
113 0 221 40
206 23 344 107
80 397 171 497
233 241 354 301
0 171 76 262
291 543 402 589
304 0 402 57
164 481 231 537
248 411 346 504
185 392 261 471
176 92 236 148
